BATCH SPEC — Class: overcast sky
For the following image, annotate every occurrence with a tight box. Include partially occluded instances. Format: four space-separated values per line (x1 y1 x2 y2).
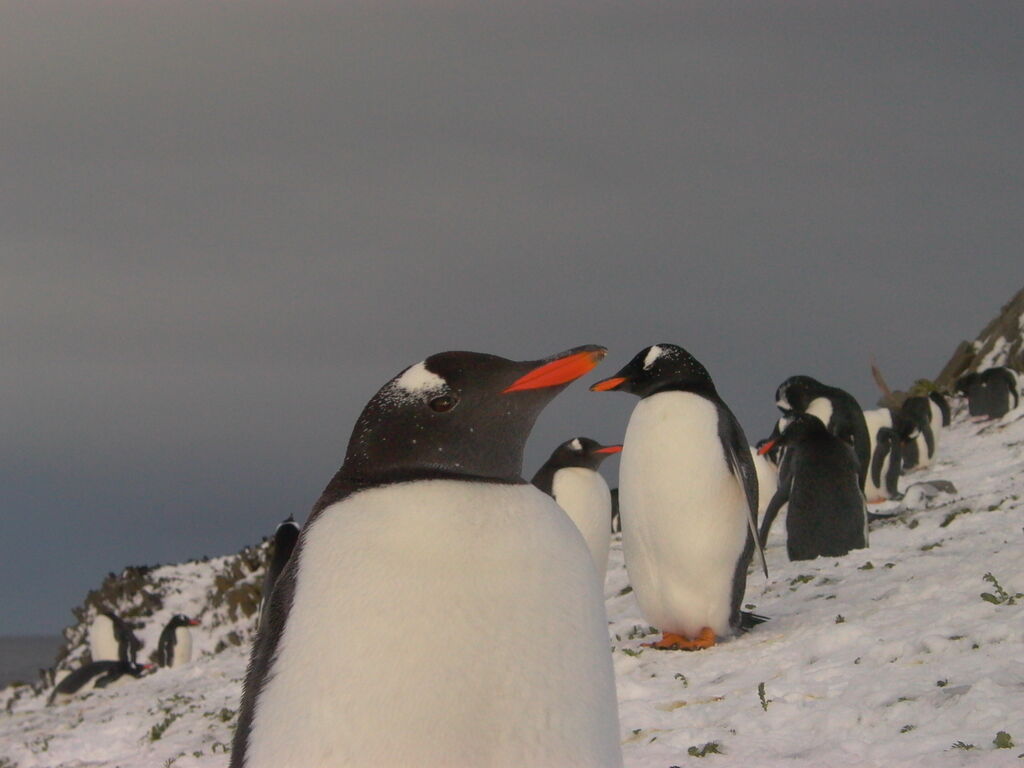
2 1 1022 635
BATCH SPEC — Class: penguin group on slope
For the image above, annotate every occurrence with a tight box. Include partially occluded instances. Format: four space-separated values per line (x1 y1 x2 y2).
50 609 200 704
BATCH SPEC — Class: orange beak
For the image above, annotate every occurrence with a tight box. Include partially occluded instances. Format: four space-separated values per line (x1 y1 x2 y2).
595 444 623 454
589 376 627 392
757 439 777 456
503 347 607 393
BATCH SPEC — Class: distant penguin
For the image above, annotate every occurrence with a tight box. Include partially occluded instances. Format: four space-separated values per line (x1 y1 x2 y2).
88 611 142 665
47 660 150 705
157 614 200 668
928 391 951 427
531 437 622 577
862 409 902 502
957 368 1019 420
610 488 621 533
591 344 766 651
231 346 623 768
257 517 301 629
749 445 778 515
900 396 937 471
775 375 871 491
758 414 868 561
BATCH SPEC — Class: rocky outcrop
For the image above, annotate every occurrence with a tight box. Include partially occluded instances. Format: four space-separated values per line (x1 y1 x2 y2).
936 286 1024 389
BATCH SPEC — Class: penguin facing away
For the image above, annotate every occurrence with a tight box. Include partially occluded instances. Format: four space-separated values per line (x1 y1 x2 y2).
775 375 871 491
48 660 151 705
591 344 767 651
232 346 622 768
257 516 301 629
157 614 200 668
758 414 868 561
531 437 621 577
88 611 142 665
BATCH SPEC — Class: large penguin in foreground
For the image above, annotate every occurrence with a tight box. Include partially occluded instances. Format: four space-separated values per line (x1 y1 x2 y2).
232 346 623 768
758 414 868 561
591 344 766 651
531 437 621 577
775 375 870 491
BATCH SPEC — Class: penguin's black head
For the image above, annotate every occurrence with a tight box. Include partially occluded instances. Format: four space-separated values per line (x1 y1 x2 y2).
544 436 623 471
776 412 830 445
954 372 979 396
169 614 200 628
876 426 899 447
342 345 607 484
774 375 824 413
589 344 716 399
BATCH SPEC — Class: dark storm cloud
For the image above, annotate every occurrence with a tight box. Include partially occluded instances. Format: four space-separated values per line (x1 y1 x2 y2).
1 1 1022 632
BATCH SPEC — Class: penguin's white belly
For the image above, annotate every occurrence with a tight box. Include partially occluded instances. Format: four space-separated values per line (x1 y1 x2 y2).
862 410 894 501
914 432 933 467
620 392 748 639
928 399 943 429
171 627 192 667
247 480 622 768
552 468 612 577
89 615 119 663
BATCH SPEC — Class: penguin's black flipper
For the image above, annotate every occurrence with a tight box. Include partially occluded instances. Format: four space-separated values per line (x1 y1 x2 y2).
739 612 769 632
718 405 768 578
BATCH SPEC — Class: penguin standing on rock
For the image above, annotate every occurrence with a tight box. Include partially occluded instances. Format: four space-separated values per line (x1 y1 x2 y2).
758 413 868 561
591 344 767 651
157 614 200 668
231 346 623 768
257 517 301 629
774 375 871 491
88 611 142 665
48 660 151 705
531 437 621 577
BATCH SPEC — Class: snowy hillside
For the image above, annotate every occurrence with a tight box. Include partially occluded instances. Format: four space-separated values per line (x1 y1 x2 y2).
2 405 1023 767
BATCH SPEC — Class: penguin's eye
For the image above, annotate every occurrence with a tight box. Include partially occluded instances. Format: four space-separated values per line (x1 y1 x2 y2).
429 395 457 413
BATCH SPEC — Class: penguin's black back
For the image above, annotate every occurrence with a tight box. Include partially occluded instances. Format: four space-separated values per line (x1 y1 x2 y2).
48 660 141 704
774 418 867 561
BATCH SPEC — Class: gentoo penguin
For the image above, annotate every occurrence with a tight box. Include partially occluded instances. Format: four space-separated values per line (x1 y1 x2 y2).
774 375 870 491
47 660 151 705
900 396 937 471
231 346 623 768
929 391 951 427
531 437 621 577
956 368 1019 420
88 610 142 664
591 344 766 651
749 445 779 516
862 409 903 502
758 414 868 561
157 614 200 668
257 516 301 628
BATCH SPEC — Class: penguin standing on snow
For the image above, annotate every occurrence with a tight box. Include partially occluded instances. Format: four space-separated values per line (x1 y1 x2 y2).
88 611 142 665
900 396 937 471
157 614 200 668
861 409 904 502
47 660 151 705
929 391 951 427
257 517 301 628
531 437 621 577
591 344 767 651
774 375 871 491
231 346 623 768
758 414 868 561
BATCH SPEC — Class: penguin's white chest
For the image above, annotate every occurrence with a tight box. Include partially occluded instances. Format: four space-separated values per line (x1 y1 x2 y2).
620 392 748 638
247 480 622 768
749 448 778 515
552 467 612 577
89 615 119 663
171 627 192 667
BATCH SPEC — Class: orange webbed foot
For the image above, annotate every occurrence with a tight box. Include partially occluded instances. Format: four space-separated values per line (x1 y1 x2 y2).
642 627 717 651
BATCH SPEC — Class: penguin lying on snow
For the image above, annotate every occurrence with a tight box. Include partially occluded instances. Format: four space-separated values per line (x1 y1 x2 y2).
257 516 301 629
89 610 142 664
591 344 767 651
758 414 868 561
157 614 200 668
48 660 152 705
775 375 871 491
531 437 622 577
232 346 623 768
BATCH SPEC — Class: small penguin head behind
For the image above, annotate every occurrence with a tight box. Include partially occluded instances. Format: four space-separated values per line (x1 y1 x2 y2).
342 345 607 484
589 344 716 399
774 375 825 413
758 412 828 455
544 437 623 472
167 614 200 629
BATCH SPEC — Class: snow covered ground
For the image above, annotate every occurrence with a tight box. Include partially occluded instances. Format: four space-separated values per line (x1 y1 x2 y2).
2 404 1023 767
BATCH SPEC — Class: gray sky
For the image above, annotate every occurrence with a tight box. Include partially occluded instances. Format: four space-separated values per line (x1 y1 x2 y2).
2 1 1022 635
